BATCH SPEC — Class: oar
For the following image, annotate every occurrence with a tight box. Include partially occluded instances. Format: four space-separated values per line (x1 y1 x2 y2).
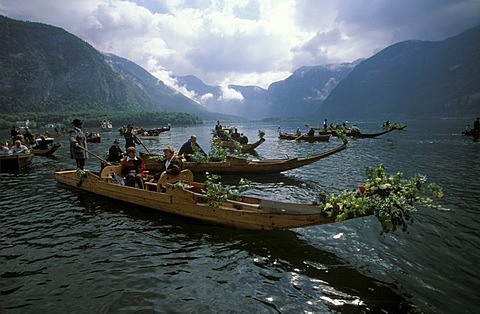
133 134 152 154
77 145 112 166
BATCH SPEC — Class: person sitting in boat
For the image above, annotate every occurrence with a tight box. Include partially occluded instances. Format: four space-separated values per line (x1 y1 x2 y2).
0 142 11 155
121 146 145 189
296 128 301 136
178 135 207 162
11 140 30 155
307 128 315 136
239 133 248 144
231 128 241 141
108 139 124 163
474 117 479 132
152 146 182 181
34 135 49 149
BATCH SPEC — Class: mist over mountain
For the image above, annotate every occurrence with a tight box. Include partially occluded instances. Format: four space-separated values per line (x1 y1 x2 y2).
175 61 358 119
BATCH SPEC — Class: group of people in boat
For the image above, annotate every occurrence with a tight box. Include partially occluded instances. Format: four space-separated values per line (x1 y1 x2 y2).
3 125 50 155
214 121 248 144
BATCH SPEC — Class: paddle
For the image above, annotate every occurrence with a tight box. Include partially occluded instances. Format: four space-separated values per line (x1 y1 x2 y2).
133 134 152 154
77 145 112 166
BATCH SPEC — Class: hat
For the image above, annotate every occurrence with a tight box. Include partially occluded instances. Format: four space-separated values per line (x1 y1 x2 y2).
113 139 119 144
163 145 175 153
71 119 83 126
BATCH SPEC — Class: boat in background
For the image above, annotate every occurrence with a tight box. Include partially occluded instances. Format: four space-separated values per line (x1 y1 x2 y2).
86 132 101 143
213 137 265 153
142 143 347 175
32 137 62 156
100 118 113 131
278 132 331 142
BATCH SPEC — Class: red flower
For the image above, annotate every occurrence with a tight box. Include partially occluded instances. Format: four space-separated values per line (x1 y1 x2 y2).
358 185 366 193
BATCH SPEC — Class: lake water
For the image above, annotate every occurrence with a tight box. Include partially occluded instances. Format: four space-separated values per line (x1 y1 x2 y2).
1 119 479 313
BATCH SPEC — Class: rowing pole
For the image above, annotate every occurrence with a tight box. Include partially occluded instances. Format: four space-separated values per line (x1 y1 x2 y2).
133 134 152 154
77 145 112 166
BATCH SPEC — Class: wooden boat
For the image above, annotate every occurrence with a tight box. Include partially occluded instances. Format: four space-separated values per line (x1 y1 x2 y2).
213 137 265 152
278 132 331 142
86 133 101 143
32 142 62 157
142 143 347 175
136 134 159 141
54 167 338 230
0 154 34 173
353 128 395 138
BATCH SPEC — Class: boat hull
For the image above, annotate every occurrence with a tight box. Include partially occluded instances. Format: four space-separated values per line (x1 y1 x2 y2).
142 143 346 174
33 142 62 156
213 137 265 152
278 133 331 142
54 169 336 230
0 154 34 173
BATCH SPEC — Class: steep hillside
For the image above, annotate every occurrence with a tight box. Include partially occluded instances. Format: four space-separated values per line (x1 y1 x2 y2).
0 15 215 119
316 26 480 120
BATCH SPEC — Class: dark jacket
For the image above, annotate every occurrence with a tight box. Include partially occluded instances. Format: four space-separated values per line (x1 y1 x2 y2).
154 156 182 180
108 145 124 162
178 140 206 161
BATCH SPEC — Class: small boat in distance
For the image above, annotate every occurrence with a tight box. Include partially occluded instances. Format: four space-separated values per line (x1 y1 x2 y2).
86 132 101 143
32 137 62 157
100 118 113 131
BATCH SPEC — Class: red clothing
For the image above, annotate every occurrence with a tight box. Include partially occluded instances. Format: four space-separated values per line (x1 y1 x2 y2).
121 156 145 176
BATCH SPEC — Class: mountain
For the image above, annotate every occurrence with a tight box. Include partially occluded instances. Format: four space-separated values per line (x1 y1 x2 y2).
175 61 358 119
315 25 480 120
0 15 216 119
264 62 360 118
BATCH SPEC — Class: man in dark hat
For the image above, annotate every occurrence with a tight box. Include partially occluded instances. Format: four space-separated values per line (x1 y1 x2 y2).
123 124 140 150
108 139 124 162
69 119 88 169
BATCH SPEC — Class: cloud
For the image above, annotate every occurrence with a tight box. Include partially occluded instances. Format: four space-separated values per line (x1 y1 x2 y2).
1 0 479 91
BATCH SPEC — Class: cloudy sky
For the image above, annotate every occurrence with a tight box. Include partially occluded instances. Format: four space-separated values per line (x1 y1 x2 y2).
1 0 479 91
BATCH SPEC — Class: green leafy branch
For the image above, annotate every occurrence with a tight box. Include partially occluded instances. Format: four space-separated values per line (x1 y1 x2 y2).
319 164 446 234
202 173 251 207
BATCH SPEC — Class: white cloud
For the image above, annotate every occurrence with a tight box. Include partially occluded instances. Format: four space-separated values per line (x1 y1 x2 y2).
1 0 479 91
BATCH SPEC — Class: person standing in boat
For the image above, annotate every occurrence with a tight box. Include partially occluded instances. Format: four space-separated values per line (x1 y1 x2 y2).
123 124 141 150
152 146 182 181
178 135 207 162
120 146 145 189
108 139 124 163
69 119 88 170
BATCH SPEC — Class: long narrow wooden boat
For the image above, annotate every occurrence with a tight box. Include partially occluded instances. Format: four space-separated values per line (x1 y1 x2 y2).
142 143 346 175
136 134 160 141
0 154 34 173
278 132 331 142
54 168 337 230
354 128 395 138
32 142 62 157
213 137 265 152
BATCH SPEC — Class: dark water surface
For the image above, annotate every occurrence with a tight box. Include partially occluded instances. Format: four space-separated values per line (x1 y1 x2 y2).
1 119 479 313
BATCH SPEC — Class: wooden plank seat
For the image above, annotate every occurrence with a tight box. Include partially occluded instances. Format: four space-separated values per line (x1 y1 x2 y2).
100 165 122 180
145 169 194 192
